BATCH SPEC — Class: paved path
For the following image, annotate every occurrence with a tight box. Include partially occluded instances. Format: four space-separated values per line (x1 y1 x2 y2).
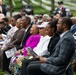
42 0 76 10
6 12 19 17
30 0 76 10
30 0 51 10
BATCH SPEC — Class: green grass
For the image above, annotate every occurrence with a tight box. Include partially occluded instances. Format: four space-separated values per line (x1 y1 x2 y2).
3 0 76 16
0 70 6 75
30 3 50 15
72 10 76 16
74 72 76 75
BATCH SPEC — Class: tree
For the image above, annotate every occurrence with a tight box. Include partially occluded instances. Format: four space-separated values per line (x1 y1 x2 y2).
40 0 42 7
25 0 30 4
50 0 55 14
9 0 13 17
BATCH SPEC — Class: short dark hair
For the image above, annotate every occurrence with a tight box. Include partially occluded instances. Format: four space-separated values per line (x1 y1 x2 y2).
62 17 73 29
13 14 22 20
26 16 31 25
2 18 9 22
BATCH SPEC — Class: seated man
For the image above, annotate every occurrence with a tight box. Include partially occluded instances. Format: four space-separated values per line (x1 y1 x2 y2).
20 20 60 75
26 17 75 75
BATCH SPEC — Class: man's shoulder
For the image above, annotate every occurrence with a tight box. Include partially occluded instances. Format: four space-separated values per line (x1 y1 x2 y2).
62 31 74 41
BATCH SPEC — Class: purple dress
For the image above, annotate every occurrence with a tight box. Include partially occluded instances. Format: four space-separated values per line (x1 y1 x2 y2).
23 34 40 56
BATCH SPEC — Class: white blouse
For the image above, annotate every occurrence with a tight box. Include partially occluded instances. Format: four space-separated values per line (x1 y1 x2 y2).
33 35 51 56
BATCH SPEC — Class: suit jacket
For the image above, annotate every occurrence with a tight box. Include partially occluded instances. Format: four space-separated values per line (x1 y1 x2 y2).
16 25 32 50
10 28 25 46
41 31 75 75
22 25 32 46
70 24 76 34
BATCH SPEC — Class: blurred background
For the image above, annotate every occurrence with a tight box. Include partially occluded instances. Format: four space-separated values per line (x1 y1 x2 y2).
2 0 76 17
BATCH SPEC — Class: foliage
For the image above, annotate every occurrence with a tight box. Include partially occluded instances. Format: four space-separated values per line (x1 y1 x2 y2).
0 70 6 75
74 72 76 75
3 0 76 16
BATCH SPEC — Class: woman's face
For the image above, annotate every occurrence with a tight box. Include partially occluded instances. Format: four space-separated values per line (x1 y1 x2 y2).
10 18 16 26
39 27 46 36
30 25 39 35
16 18 22 28
46 25 54 36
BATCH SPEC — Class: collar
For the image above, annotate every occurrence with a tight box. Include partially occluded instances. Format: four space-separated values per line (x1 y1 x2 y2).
60 30 69 38
25 25 30 32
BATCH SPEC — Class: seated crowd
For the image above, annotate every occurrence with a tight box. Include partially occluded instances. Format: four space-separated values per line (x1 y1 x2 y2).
0 11 76 75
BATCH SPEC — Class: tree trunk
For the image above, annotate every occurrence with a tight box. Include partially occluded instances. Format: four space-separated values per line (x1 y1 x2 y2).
28 0 30 4
40 0 42 7
9 0 13 17
51 0 55 14
25 0 30 4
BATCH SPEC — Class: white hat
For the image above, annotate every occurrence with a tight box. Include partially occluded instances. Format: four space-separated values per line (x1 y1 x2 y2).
43 14 49 19
37 22 49 28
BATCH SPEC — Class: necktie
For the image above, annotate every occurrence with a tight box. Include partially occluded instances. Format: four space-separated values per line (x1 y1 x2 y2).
20 31 26 47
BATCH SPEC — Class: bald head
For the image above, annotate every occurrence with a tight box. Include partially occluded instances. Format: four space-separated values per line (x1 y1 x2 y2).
0 13 5 22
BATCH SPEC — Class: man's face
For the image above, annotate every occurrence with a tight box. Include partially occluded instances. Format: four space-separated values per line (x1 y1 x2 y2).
57 19 64 33
16 18 22 28
58 4 63 8
21 17 27 28
46 25 54 36
10 18 16 26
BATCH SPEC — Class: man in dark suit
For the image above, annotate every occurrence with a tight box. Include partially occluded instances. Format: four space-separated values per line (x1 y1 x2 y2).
20 20 60 75
26 17 75 75
16 16 32 50
0 0 6 16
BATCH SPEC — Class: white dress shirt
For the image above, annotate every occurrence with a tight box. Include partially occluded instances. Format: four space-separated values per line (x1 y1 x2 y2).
2 26 18 40
33 35 51 56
